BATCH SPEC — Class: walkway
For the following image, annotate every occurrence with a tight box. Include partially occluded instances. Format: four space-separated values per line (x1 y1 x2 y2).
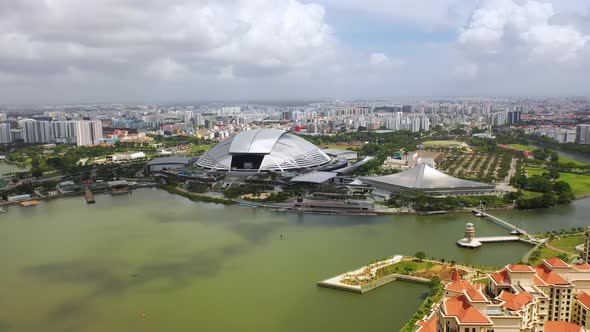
473 210 529 237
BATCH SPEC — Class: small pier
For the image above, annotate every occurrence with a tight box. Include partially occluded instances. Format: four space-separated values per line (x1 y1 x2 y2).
457 235 521 248
317 256 430 294
84 189 95 204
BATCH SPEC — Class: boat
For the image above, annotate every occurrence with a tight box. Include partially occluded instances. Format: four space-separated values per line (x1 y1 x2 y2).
0 207 5 213
20 200 40 207
474 212 484 217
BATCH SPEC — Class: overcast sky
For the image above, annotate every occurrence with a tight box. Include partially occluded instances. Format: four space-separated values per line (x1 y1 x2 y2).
1 0 589 105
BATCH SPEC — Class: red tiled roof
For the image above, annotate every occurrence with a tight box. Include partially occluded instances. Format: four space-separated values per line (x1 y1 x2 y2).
445 296 490 324
416 315 437 332
446 280 477 293
575 263 590 270
444 295 491 325
545 321 583 332
534 264 569 285
533 275 546 286
499 291 534 311
507 264 535 272
465 289 487 302
544 258 570 268
490 269 510 285
577 292 590 310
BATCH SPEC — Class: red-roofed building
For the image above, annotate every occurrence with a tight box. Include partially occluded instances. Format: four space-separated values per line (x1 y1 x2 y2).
574 292 590 330
416 257 590 332
545 321 584 332
415 314 437 332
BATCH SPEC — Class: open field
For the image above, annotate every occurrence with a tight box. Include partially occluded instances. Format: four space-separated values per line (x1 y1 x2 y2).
525 166 590 197
550 235 584 253
508 144 535 151
423 140 466 147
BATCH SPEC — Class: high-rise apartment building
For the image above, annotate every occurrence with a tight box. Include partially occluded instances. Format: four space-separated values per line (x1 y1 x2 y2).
0 123 12 144
74 121 103 146
576 125 590 145
22 120 52 143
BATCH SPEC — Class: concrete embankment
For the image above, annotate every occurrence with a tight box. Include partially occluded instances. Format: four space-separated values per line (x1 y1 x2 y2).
318 273 430 294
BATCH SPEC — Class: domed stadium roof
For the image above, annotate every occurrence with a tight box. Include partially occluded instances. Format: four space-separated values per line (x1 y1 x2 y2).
196 129 331 172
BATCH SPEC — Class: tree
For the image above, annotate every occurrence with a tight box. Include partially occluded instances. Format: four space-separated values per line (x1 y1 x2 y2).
415 251 426 261
514 175 528 189
429 276 441 296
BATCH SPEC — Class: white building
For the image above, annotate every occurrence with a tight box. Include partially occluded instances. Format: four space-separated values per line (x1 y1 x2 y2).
22 120 52 143
74 121 103 146
0 123 12 144
577 125 590 145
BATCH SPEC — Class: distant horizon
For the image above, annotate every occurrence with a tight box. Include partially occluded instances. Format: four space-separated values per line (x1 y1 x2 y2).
2 94 590 109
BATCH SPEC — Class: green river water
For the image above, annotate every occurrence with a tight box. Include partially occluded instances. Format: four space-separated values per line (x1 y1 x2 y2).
0 188 589 332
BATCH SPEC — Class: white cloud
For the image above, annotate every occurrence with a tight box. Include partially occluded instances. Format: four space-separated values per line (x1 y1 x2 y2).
146 58 184 80
458 0 589 62
0 0 334 79
368 52 404 69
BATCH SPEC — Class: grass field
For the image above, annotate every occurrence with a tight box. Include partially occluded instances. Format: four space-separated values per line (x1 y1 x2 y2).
508 144 535 151
550 235 584 253
423 140 466 147
529 247 566 265
525 166 590 197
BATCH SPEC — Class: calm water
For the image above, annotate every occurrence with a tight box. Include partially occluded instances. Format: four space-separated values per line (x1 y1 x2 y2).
0 189 589 332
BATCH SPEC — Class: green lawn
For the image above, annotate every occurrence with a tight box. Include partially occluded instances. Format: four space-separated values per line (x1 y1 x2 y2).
558 155 588 167
508 144 535 151
529 247 566 266
523 190 542 199
524 166 590 197
559 172 590 197
550 235 584 253
423 140 465 146
524 166 545 177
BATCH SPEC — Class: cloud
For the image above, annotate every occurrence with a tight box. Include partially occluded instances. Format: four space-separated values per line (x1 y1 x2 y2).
452 63 479 79
368 52 404 69
458 0 589 63
0 0 334 80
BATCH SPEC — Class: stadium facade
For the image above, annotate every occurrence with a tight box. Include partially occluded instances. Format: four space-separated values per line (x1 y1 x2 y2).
196 129 331 172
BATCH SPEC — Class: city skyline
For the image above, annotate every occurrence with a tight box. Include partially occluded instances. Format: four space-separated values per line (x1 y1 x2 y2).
1 0 590 105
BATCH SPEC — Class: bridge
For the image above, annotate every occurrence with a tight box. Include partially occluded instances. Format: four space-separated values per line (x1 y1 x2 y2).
472 209 529 237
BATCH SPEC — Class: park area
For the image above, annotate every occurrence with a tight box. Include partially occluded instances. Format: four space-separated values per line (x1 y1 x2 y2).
509 144 588 167
525 166 590 198
438 152 512 183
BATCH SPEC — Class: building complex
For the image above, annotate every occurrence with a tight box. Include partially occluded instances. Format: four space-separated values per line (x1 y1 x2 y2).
416 258 590 332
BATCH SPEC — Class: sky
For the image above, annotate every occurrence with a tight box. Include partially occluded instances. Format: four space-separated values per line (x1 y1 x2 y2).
0 0 589 105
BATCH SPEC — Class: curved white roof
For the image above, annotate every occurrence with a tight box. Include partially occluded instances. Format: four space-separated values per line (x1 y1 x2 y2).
361 164 495 190
197 129 331 171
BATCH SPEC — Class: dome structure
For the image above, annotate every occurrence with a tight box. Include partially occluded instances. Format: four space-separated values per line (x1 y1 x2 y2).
197 129 331 172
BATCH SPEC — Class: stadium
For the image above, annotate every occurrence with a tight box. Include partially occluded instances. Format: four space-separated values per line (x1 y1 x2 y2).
196 129 332 172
